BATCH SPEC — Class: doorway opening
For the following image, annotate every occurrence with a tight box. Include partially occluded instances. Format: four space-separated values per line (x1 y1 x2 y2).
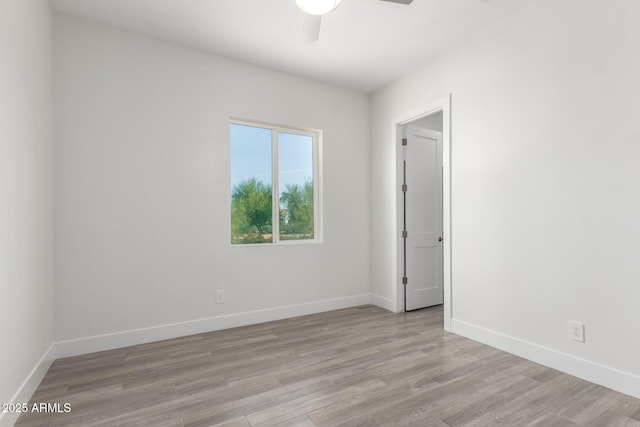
394 95 451 331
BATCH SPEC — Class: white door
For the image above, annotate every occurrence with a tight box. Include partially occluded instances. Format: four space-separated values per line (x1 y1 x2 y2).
403 125 443 310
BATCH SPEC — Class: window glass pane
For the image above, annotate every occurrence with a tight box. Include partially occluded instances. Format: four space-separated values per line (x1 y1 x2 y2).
230 124 273 244
278 132 314 241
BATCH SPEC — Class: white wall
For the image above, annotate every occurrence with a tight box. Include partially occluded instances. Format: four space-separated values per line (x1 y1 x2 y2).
0 0 54 423
371 0 640 390
411 111 443 132
53 14 370 345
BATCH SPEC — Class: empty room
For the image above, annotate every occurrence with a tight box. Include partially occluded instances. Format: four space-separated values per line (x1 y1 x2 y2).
2 0 640 426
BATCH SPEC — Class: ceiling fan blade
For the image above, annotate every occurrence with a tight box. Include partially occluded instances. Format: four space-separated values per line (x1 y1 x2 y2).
379 0 413 4
302 14 322 42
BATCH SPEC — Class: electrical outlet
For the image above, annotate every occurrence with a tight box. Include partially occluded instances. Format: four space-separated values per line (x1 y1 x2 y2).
216 290 225 304
568 321 585 342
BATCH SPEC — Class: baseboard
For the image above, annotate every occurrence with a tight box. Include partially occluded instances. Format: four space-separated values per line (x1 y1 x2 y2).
370 294 395 312
55 294 373 359
0 344 55 427
451 318 640 399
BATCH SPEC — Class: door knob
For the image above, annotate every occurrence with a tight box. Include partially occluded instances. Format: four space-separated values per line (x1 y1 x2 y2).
438 236 443 242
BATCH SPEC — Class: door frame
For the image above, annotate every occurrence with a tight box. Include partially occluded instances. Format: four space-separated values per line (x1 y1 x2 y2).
394 94 452 331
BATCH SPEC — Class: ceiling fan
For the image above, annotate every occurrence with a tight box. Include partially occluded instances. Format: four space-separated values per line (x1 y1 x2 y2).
295 0 414 42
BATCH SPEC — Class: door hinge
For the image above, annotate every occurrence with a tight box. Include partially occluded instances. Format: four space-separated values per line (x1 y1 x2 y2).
402 184 407 192
402 230 408 239
402 138 407 146
402 276 408 285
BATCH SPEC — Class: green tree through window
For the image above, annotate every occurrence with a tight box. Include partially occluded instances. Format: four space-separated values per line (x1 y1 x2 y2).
231 178 272 244
279 180 314 240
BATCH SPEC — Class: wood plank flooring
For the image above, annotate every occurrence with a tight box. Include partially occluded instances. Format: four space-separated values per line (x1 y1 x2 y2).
15 305 640 427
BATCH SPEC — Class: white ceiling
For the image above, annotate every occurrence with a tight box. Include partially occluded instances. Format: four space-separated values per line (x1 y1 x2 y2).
50 0 533 93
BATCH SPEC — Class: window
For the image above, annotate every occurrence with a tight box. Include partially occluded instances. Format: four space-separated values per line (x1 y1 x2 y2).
230 120 320 245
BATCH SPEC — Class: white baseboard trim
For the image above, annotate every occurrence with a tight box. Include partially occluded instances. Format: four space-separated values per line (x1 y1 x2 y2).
55 294 373 359
370 294 394 312
0 344 55 427
451 318 640 399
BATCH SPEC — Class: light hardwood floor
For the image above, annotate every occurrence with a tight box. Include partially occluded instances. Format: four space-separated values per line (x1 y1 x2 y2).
15 305 640 427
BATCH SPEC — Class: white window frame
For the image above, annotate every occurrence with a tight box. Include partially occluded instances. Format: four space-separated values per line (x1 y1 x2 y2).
230 118 322 246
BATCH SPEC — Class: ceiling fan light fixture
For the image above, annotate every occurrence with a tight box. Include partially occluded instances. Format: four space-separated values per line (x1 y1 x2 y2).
295 0 342 16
